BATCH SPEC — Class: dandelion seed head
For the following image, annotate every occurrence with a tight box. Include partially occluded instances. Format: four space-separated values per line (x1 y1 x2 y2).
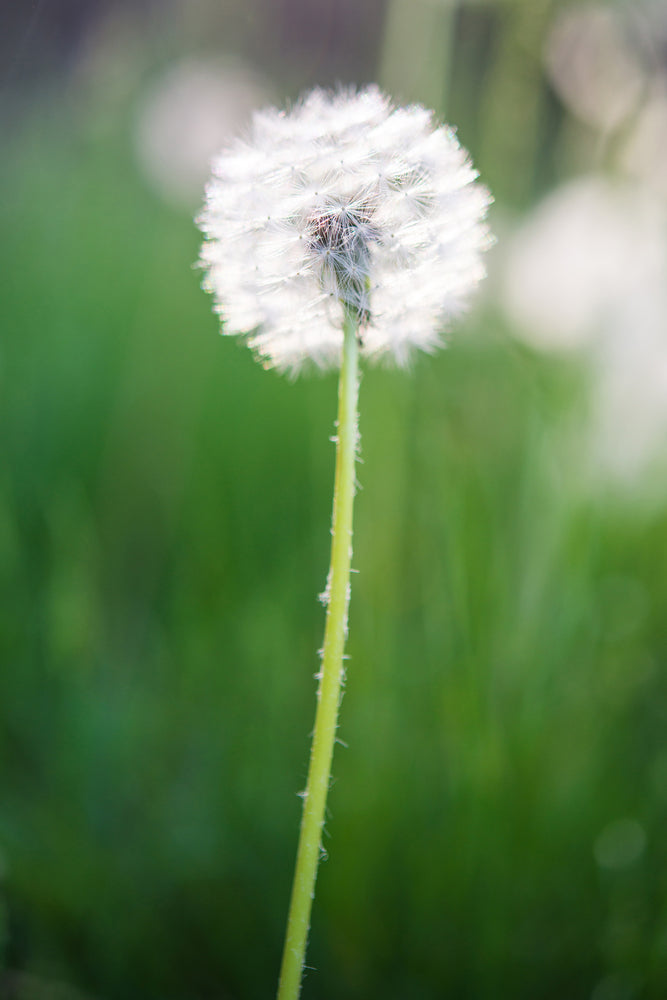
197 85 492 373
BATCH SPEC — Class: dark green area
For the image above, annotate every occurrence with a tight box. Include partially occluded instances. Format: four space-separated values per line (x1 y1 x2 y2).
2 4 667 999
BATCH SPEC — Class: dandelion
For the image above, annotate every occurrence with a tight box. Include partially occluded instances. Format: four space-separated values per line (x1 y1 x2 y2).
198 85 491 372
196 85 491 1000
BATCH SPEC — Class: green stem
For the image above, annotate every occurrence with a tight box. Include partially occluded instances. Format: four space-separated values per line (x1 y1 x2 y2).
277 312 360 1000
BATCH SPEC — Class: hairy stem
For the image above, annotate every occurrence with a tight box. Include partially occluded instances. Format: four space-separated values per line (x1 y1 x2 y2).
276 312 360 1000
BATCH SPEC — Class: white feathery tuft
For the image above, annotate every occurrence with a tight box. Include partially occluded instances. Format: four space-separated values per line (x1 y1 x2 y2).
197 85 492 374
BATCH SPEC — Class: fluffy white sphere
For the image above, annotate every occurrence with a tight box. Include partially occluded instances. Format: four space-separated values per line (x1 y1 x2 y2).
197 85 492 373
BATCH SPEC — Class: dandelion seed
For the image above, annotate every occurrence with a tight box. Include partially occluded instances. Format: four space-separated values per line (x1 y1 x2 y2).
197 85 492 373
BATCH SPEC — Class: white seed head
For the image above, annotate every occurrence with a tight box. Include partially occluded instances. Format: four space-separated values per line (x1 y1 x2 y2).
197 85 492 374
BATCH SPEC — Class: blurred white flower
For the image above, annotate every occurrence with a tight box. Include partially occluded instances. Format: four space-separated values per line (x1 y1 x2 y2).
544 4 645 133
502 175 667 484
135 58 273 208
502 176 666 352
197 86 491 373
591 284 667 481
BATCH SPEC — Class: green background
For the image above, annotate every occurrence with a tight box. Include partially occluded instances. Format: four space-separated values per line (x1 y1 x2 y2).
1 1 666 998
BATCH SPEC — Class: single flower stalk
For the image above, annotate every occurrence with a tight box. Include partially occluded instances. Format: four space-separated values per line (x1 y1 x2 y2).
197 85 491 999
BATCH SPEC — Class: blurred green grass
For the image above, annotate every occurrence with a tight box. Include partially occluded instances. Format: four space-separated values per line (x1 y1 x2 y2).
1 36 667 1000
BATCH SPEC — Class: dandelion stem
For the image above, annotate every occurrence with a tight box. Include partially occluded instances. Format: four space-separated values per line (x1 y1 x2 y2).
277 311 360 1000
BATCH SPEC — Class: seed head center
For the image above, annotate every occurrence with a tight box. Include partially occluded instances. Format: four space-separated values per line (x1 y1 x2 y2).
307 203 376 322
